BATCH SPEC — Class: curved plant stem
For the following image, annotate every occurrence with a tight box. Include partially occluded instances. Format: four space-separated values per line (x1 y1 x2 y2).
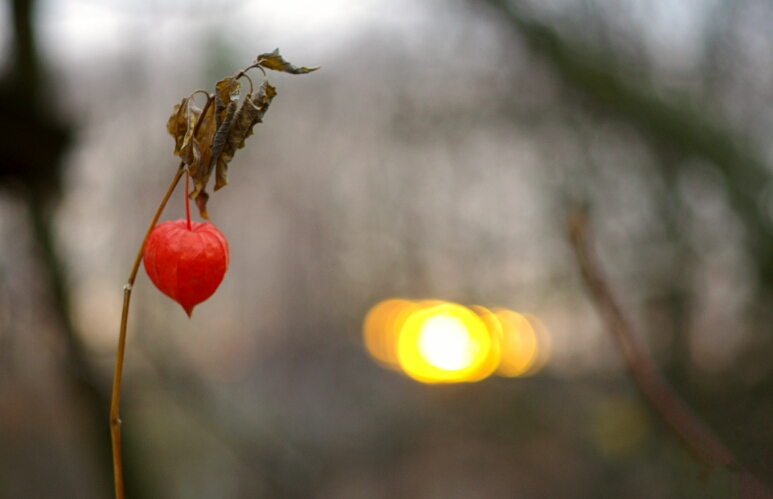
110 94 212 499
110 162 184 499
567 209 735 469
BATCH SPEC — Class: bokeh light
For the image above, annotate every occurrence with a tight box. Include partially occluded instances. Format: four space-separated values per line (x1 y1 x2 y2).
521 313 551 375
363 299 550 383
495 309 539 377
468 305 504 380
363 298 414 370
397 302 492 383
417 313 476 370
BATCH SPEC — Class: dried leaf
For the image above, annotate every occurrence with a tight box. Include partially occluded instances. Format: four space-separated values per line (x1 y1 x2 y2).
167 98 189 154
195 189 210 220
187 77 240 201
167 49 317 219
187 101 216 189
257 49 320 75
255 81 278 123
207 108 235 190
214 81 277 190
214 77 241 131
167 97 201 165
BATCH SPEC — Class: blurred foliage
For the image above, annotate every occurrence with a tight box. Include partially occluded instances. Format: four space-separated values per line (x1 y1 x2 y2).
479 0 773 491
2 0 773 498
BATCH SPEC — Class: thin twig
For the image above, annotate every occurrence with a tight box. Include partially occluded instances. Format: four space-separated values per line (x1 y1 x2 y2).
110 94 213 499
185 170 191 230
110 162 184 499
567 208 736 470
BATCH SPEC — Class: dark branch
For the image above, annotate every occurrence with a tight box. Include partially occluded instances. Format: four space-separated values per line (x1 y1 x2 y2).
568 209 736 469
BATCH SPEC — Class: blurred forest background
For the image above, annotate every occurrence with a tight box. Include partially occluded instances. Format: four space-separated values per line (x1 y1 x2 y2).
2 0 773 497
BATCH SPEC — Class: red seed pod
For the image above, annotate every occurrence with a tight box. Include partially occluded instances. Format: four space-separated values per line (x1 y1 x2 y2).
142 219 229 316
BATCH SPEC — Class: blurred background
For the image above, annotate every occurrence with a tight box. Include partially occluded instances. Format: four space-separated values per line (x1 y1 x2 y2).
2 0 773 497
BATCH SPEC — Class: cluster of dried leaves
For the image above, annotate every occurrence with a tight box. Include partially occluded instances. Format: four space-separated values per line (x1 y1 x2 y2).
167 49 318 218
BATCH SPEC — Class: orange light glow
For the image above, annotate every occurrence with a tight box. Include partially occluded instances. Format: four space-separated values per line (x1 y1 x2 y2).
397 302 492 383
521 313 551 375
468 305 503 380
362 298 414 370
495 309 539 377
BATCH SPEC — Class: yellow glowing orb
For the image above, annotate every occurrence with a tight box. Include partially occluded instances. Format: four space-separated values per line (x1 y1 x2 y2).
397 302 492 383
417 313 477 370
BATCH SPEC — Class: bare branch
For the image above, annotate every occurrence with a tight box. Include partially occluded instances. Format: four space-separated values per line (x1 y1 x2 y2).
567 208 735 469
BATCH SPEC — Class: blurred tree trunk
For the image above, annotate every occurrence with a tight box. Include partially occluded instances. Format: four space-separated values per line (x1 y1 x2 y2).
0 0 142 497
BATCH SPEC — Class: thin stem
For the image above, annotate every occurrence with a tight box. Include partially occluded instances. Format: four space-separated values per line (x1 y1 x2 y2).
236 63 267 84
239 72 255 94
567 209 736 470
111 92 211 499
110 162 185 499
185 170 191 230
191 89 212 101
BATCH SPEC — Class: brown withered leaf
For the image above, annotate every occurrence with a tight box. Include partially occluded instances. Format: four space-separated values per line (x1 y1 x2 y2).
195 189 210 220
200 77 239 193
187 101 216 200
214 76 241 130
253 81 278 125
167 50 317 219
166 93 219 218
187 77 239 209
167 98 190 154
214 81 277 191
166 97 201 165
257 49 320 75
